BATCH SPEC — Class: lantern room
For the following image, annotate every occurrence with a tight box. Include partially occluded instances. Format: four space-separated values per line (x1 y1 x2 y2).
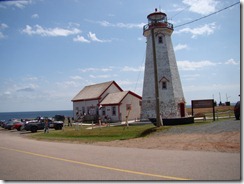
143 8 173 36
147 8 167 23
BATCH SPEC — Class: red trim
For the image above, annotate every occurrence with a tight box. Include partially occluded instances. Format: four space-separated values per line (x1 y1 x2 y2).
98 81 123 99
72 81 123 102
72 98 100 102
99 103 120 106
147 12 167 20
128 91 142 100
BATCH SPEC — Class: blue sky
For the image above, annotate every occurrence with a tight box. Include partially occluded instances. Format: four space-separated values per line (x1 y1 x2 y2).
0 0 241 112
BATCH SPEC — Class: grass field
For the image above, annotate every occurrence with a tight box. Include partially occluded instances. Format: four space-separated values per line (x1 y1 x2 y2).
30 106 235 143
30 124 167 143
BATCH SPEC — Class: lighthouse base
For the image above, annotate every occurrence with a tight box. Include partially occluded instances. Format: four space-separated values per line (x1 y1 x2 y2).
149 117 194 126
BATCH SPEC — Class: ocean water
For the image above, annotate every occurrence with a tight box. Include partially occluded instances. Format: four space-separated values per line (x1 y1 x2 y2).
0 110 73 121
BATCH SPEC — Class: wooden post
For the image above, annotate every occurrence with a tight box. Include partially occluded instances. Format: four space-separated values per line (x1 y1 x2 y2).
99 117 101 130
151 27 162 127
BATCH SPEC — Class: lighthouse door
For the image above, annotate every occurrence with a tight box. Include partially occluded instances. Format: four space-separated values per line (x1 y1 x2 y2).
179 102 185 117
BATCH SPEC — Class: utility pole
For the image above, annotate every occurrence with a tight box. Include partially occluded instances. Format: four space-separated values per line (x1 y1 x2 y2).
151 26 162 127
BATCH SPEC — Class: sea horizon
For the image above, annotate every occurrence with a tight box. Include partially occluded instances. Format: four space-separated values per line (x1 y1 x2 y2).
0 109 73 113
0 110 74 121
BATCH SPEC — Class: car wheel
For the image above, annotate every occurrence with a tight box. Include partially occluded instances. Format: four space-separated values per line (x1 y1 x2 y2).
31 126 37 133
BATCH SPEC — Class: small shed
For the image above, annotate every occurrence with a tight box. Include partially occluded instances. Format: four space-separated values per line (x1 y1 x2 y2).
99 91 142 122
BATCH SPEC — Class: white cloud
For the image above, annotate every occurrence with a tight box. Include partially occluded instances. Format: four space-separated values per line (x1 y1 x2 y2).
87 20 145 29
225 59 239 65
22 24 81 37
0 23 8 39
177 60 216 70
117 80 143 86
88 32 111 43
89 74 111 79
121 66 144 72
23 76 38 81
56 81 80 89
0 0 32 9
79 67 113 73
184 83 239 93
0 23 8 29
0 32 5 39
31 14 39 19
182 74 200 81
137 37 145 41
174 44 188 51
182 0 219 15
70 76 83 80
73 35 90 43
15 83 39 93
174 23 216 38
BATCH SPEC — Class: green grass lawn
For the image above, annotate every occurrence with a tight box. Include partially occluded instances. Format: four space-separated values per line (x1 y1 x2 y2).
29 118 232 143
30 124 168 143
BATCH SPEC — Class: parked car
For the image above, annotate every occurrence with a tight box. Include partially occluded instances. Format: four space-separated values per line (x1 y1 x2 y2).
12 122 25 131
0 120 5 127
234 101 240 120
4 120 16 130
24 117 63 133
53 115 65 122
24 119 43 133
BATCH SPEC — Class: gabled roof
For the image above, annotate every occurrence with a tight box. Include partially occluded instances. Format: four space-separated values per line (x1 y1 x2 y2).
72 81 123 102
159 76 170 82
100 91 142 106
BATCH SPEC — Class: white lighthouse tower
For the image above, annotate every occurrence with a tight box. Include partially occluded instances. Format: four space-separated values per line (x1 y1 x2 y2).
141 9 188 126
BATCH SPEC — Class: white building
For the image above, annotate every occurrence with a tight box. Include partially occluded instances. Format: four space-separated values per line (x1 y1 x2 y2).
71 81 142 122
141 9 186 120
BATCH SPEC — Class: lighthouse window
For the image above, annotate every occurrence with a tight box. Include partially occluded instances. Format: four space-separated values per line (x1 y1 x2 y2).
162 81 167 89
158 36 163 43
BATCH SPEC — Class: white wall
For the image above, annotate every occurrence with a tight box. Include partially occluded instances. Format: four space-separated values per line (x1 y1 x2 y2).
72 82 122 120
120 93 141 121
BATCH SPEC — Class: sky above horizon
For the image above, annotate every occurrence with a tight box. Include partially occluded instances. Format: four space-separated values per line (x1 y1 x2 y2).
0 0 241 112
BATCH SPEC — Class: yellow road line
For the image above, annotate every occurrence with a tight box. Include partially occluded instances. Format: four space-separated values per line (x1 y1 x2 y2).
0 146 190 180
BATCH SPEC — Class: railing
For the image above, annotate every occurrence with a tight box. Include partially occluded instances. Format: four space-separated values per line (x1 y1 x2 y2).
193 110 235 121
143 22 174 33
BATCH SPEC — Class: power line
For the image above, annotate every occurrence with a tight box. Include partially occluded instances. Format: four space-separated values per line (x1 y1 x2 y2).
169 5 190 20
174 1 240 28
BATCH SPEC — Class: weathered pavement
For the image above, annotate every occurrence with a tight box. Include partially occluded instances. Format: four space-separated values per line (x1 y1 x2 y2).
0 128 240 181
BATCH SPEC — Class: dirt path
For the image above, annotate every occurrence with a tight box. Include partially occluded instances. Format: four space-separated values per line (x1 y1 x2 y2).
96 119 240 153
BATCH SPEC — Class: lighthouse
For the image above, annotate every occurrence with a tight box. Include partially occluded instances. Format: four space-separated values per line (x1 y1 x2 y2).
141 9 189 126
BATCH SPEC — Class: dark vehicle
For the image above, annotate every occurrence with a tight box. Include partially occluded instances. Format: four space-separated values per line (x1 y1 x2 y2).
53 115 65 122
24 119 42 133
234 101 240 120
4 120 16 130
24 117 63 133
0 120 5 127
49 120 63 130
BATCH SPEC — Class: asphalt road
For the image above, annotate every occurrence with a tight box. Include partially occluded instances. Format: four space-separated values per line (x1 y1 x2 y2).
0 129 240 181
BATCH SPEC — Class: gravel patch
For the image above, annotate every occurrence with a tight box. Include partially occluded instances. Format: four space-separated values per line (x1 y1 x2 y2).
154 119 240 135
96 119 240 153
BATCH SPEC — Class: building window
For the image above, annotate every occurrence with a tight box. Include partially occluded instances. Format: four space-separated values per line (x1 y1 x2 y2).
158 36 163 43
102 107 106 116
162 81 167 89
126 104 131 111
112 106 116 116
82 107 85 115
